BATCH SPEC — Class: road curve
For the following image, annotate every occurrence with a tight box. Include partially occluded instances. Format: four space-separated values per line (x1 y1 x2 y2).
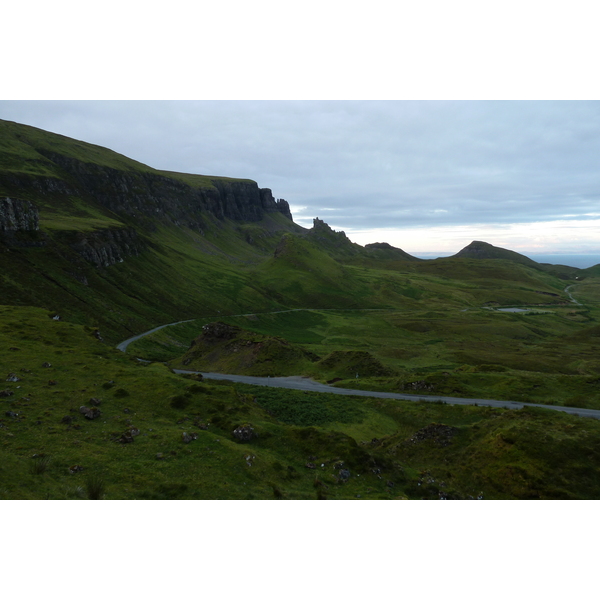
172 370 600 420
118 312 600 420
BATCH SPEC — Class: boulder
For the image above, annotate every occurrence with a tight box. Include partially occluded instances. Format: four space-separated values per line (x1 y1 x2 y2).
79 406 102 420
233 424 255 442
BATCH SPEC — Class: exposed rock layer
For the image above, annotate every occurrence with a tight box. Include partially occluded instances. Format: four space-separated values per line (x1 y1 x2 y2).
0 197 39 232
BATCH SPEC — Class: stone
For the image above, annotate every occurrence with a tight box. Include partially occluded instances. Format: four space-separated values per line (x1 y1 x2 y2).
0 389 14 397
79 406 101 420
89 397 101 406
233 424 255 442
407 423 459 447
69 465 84 474
61 415 73 424
182 432 198 443
42 362 52 368
6 373 20 382
5 411 19 418
118 433 134 444
155 453 164 460
338 469 351 482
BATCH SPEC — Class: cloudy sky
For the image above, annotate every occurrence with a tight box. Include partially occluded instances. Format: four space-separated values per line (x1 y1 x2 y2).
2 100 599 256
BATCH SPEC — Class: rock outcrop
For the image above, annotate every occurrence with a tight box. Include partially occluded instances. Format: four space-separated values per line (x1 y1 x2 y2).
68 227 143 268
0 197 39 231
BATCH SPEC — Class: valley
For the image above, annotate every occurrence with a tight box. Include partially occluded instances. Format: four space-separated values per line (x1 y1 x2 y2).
1 118 599 499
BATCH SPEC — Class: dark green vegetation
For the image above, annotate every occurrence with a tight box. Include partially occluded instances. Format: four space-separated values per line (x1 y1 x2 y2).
1 118 600 499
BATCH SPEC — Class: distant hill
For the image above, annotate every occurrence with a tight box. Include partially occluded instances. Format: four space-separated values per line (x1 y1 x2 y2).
451 240 542 267
449 240 581 279
364 242 420 261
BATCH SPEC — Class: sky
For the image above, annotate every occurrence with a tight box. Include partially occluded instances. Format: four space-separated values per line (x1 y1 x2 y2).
2 100 599 257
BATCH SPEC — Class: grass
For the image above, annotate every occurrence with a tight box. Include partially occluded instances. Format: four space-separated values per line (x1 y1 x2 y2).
2 304 600 499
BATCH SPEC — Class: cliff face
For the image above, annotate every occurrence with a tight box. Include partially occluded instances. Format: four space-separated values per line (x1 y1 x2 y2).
68 227 143 268
0 197 39 232
22 149 293 227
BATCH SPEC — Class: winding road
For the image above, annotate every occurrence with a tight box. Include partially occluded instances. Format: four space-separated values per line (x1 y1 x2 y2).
172 370 600 420
116 308 600 421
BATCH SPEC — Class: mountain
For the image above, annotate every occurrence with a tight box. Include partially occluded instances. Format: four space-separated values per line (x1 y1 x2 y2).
451 240 544 267
449 240 582 279
0 119 306 341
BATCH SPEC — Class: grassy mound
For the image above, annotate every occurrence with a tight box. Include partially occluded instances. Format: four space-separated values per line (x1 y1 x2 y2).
173 322 319 376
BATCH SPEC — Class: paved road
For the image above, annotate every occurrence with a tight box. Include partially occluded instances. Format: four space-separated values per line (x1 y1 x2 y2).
119 306 600 420
173 369 600 420
116 319 195 352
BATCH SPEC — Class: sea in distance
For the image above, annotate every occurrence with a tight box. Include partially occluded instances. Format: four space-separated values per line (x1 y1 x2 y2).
415 253 600 269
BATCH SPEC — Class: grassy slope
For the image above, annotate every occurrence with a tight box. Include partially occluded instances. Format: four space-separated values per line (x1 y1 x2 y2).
3 305 600 500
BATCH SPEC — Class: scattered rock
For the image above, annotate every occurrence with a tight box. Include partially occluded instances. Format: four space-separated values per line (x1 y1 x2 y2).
244 453 255 467
0 389 14 397
194 421 208 430
305 462 316 469
403 380 435 392
79 406 102 420
89 397 101 406
5 410 19 418
61 415 73 424
338 469 351 482
123 408 130 414
407 423 459 447
233 424 255 442
118 433 134 444
155 453 165 460
128 427 140 437
6 373 20 382
182 432 198 443
52 315 61 321
42 362 52 368
69 465 84 474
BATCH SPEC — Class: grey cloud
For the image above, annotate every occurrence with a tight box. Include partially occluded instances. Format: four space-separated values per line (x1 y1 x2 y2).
1 100 600 233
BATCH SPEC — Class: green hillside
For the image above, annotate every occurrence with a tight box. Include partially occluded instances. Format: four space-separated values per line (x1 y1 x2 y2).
1 118 600 500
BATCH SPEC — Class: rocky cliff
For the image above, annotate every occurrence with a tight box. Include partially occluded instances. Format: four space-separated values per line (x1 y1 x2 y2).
68 227 143 268
0 197 39 232
9 149 293 229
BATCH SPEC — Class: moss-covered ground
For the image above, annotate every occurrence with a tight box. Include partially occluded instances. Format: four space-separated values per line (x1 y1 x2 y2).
2 304 600 500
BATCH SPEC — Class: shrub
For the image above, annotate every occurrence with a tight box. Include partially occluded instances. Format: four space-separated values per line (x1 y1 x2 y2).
85 474 106 500
170 394 191 409
30 455 51 475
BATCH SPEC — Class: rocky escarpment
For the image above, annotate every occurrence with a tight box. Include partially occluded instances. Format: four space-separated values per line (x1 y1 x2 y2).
304 217 363 258
68 227 143 268
0 197 45 247
0 197 39 232
24 150 292 228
